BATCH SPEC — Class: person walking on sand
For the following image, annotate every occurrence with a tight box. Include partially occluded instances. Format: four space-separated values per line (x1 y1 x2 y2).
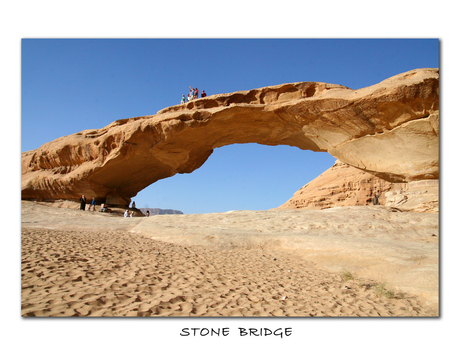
124 210 129 217
79 195 86 211
146 210 150 217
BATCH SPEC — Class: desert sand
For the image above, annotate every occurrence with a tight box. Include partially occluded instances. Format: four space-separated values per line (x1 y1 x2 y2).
21 201 438 317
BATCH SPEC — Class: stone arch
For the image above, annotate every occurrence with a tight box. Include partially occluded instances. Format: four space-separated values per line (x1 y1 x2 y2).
21 69 439 206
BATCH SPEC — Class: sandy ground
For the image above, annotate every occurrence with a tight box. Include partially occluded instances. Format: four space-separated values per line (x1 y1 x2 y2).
21 201 439 317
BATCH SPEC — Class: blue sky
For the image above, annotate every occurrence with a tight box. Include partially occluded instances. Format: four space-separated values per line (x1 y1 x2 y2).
21 39 439 213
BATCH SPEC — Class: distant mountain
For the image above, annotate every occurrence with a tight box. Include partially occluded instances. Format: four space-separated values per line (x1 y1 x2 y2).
139 208 184 215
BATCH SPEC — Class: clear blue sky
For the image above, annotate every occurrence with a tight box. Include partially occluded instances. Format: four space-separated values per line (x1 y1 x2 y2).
21 39 439 214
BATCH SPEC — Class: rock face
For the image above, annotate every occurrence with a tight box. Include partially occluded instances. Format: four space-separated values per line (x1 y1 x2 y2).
278 160 438 213
21 68 439 206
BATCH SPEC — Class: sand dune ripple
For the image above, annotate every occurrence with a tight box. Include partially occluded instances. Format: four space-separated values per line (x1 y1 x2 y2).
22 227 436 317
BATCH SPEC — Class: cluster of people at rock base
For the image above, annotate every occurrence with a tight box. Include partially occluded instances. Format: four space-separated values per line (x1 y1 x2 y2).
79 195 148 217
181 86 207 104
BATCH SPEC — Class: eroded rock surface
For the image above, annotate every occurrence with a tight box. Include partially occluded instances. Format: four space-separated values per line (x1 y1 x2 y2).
21 68 439 205
278 160 438 213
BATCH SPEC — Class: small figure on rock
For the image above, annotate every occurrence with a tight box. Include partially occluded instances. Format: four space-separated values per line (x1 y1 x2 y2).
124 210 129 217
372 194 380 205
201 90 207 98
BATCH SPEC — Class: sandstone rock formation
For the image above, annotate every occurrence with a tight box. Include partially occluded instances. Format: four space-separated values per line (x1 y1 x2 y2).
278 160 438 213
21 68 439 206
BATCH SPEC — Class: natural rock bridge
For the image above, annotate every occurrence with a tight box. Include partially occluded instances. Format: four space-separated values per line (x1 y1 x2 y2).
21 68 439 206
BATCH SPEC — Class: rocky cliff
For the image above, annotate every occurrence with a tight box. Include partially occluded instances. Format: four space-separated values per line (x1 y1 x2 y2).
278 160 438 213
21 68 439 206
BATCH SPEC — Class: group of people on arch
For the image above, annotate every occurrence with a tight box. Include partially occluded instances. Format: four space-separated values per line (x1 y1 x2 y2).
181 86 206 104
